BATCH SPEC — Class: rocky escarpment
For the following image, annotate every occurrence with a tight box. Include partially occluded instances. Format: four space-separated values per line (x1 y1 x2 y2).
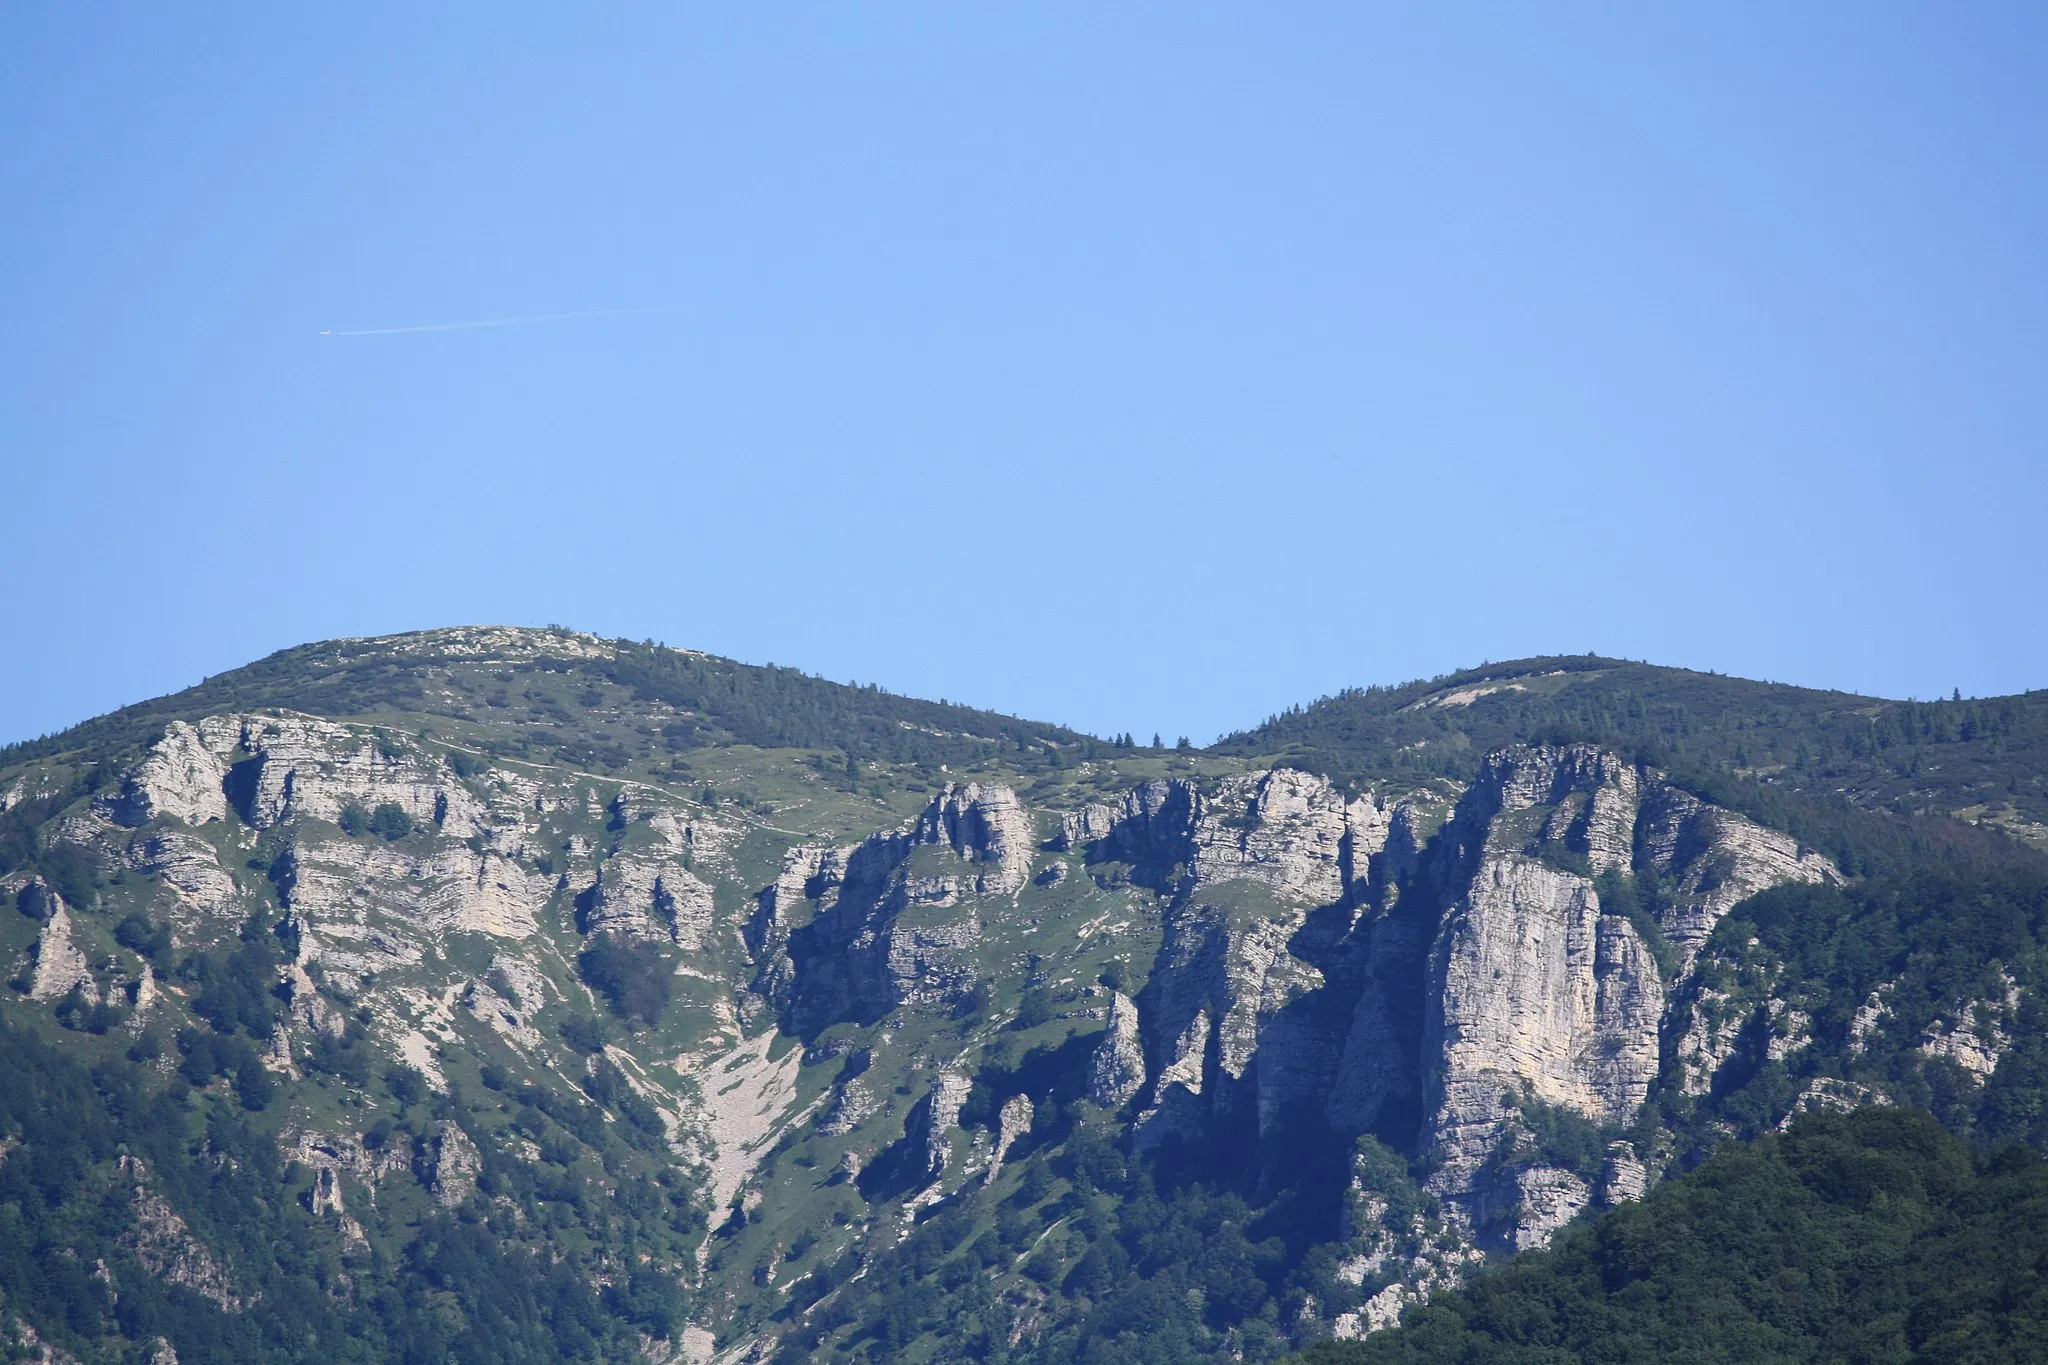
1045 745 1842 1299
748 781 1041 1034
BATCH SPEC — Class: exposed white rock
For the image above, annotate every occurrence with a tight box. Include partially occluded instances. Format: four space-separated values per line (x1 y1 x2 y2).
127 828 239 929
1055 804 1118 852
425 1121 481 1206
585 851 714 947
28 899 95 1003
1779 1077 1888 1126
985 1094 1035 1185
1424 854 1660 1187
1488 1165 1592 1251
1919 975 2021 1080
1849 989 1891 1052
1675 986 1749 1094
916 1072 973 1183
1766 999 1812 1062
918 783 1035 894
1087 992 1147 1107
818 1079 879 1137
1601 1142 1650 1204
114 720 230 826
202 712 486 833
1634 787 1837 968
120 1158 249 1311
1189 769 1385 905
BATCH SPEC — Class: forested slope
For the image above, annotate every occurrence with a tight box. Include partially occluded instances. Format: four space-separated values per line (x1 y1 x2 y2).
1216 655 2048 849
1295 1107 2048 1365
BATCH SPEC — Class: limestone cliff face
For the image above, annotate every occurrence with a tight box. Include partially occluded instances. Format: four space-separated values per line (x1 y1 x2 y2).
757 782 1041 1034
1071 769 1399 1150
1074 745 1840 1271
917 783 1037 895
111 720 231 827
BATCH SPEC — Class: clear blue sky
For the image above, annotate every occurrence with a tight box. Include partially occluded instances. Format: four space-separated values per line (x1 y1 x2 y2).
5 4 2046 747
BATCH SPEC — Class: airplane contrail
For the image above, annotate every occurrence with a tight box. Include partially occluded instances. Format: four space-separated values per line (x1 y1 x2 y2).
318 307 652 337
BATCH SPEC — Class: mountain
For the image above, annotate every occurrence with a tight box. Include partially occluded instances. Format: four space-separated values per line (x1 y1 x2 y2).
0 628 2042 1364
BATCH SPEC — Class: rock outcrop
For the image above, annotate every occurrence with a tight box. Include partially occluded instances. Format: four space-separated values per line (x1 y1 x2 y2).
424 1122 482 1207
28 899 94 1003
754 785 1038 1034
112 720 231 827
984 1094 1034 1185
914 1072 973 1185
1087 992 1146 1107
918 783 1037 894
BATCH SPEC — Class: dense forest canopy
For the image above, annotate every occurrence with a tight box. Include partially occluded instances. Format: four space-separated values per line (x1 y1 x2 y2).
1294 1108 2048 1365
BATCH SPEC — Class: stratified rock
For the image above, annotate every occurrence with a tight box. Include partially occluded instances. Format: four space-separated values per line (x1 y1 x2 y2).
224 713 485 833
918 783 1036 894
1087 992 1146 1108
1601 1142 1649 1204
1190 769 1380 905
113 720 230 826
582 853 714 947
127 828 238 930
1054 804 1118 852
1633 784 1837 968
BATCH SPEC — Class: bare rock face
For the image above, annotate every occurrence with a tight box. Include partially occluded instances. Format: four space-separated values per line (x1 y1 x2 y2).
1406 744 1840 1246
1091 769 1388 905
582 853 714 948
1087 992 1147 1108
1602 1142 1649 1204
1054 804 1118 852
1190 769 1382 905
1135 901 1325 1146
127 829 239 931
279 837 552 982
915 1072 973 1184
113 720 231 826
918 783 1036 894
424 1122 481 1207
1918 973 2021 1081
1106 745 1842 1271
223 714 485 834
762 796 1030 1032
1632 787 1836 968
28 898 94 1003
1483 1165 1593 1252
985 1094 1035 1185
1423 857 1662 1190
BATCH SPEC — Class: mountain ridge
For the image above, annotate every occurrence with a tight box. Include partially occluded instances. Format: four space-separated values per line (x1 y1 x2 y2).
0 627 2043 1364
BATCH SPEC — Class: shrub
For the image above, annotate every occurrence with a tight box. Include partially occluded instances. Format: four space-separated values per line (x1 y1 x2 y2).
578 936 673 1028
1012 986 1054 1031
367 803 413 840
385 1064 428 1107
114 912 172 963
